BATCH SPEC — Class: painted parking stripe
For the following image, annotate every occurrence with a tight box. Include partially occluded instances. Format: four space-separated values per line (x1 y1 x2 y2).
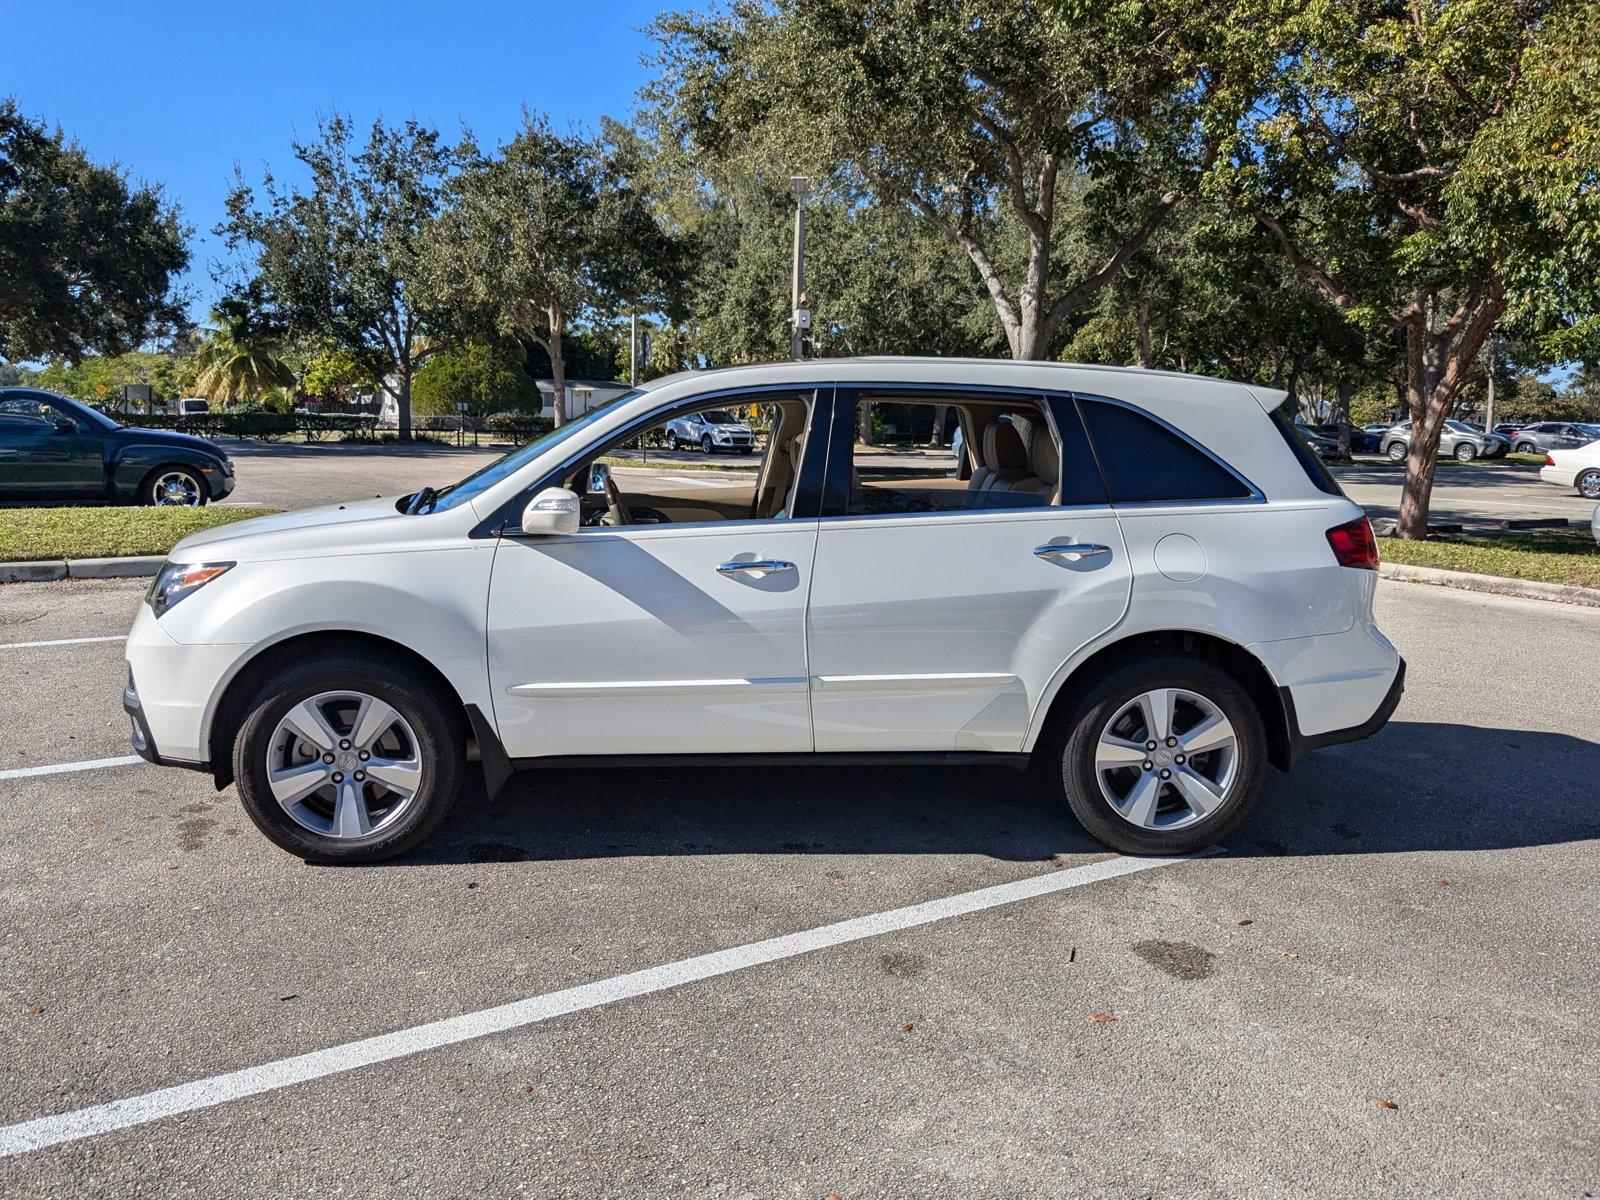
0 635 123 651
0 755 143 781
0 848 1213 1157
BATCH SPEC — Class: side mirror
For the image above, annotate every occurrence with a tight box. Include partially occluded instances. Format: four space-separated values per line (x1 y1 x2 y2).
53 418 78 434
588 461 611 494
519 487 580 537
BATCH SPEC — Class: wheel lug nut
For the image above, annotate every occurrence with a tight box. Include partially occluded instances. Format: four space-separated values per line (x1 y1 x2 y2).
322 753 335 764
1175 754 1186 765
1142 760 1154 771
1159 768 1172 780
339 739 351 750
1145 740 1157 751
359 751 370 761
331 772 343 783
354 770 365 782
1165 737 1177 747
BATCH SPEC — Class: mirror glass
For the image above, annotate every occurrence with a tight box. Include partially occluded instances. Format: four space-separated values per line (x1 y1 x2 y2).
588 461 611 494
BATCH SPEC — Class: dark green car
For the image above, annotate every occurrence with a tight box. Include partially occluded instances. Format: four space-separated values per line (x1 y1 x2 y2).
0 387 235 506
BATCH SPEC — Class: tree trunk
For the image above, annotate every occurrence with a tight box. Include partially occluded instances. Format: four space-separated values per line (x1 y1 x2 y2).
547 306 568 427
858 400 873 447
1394 286 1507 539
1135 300 1152 368
1335 381 1353 460
928 404 947 448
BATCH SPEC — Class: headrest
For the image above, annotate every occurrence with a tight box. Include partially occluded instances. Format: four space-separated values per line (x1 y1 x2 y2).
1030 426 1059 486
982 420 1029 470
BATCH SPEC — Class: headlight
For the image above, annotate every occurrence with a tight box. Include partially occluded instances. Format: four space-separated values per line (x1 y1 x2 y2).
147 561 234 617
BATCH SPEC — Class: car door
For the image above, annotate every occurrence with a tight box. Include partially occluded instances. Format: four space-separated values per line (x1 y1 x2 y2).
0 399 103 500
804 387 1132 753
485 388 826 760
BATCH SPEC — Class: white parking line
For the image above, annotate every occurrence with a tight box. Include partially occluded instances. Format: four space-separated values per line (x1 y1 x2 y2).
0 848 1213 1157
0 755 143 781
0 635 123 651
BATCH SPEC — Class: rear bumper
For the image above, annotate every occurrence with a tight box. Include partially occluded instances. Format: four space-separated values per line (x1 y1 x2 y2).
1281 659 1405 767
1540 465 1577 488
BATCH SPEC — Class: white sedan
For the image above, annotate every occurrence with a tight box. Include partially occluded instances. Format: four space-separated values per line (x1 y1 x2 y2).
1539 439 1600 500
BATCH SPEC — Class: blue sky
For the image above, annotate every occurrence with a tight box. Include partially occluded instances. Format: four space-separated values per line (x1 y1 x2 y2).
3 0 669 323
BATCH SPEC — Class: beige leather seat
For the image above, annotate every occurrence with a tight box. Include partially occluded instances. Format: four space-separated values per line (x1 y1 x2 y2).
1006 427 1060 502
969 420 1031 492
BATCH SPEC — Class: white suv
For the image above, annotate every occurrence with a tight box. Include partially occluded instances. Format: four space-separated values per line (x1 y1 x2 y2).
124 359 1403 863
662 408 755 453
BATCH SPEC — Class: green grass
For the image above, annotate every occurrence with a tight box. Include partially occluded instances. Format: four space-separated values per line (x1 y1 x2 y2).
1382 527 1600 589
0 506 278 563
597 453 758 472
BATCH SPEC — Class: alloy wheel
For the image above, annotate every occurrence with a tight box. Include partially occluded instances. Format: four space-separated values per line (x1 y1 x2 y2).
1094 687 1239 831
1579 471 1600 500
151 470 202 507
265 690 424 840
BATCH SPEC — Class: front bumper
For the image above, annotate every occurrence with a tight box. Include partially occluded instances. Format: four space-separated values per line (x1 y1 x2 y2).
124 601 250 767
202 462 236 500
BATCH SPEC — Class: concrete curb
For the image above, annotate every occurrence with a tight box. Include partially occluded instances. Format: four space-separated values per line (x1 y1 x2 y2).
1379 561 1600 609
1 557 164 584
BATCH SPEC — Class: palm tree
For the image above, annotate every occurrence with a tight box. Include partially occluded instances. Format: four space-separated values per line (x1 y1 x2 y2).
192 316 296 405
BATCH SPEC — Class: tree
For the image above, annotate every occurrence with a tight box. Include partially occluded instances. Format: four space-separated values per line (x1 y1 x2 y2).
0 99 188 363
1237 0 1600 537
412 342 542 424
191 314 296 405
219 115 457 437
647 0 1257 360
425 114 682 424
299 343 371 401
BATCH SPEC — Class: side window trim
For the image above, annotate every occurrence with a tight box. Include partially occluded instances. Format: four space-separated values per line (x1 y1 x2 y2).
1073 391 1264 507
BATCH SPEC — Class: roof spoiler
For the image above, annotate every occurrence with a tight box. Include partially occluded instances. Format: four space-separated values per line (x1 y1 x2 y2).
1245 386 1290 414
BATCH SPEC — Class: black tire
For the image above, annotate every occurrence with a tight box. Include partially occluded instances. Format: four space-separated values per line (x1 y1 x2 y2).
701 434 713 454
1455 442 1476 462
142 464 208 507
1386 441 1406 462
1577 469 1600 500
665 432 679 451
1515 442 1537 456
1049 654 1266 856
232 652 465 864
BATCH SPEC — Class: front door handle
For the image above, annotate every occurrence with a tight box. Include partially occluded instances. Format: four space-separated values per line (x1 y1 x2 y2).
1034 543 1110 562
717 559 796 575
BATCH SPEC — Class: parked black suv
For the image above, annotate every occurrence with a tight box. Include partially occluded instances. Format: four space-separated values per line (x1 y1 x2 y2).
0 388 234 506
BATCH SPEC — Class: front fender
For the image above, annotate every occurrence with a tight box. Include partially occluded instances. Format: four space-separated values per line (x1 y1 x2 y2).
110 444 224 502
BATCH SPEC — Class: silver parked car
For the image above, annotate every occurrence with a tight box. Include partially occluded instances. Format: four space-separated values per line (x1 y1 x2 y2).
1506 421 1600 456
1381 419 1506 462
662 408 756 454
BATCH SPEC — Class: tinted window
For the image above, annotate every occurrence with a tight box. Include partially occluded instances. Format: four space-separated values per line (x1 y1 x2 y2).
1079 398 1255 504
1268 406 1343 496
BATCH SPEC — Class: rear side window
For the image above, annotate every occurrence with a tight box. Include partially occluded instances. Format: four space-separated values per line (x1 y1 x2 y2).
1078 398 1254 504
1269 406 1344 497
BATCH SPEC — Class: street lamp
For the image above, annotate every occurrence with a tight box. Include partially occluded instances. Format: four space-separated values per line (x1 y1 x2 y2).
789 175 812 360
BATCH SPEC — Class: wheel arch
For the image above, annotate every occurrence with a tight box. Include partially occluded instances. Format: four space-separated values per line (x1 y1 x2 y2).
205 629 498 791
1026 629 1293 772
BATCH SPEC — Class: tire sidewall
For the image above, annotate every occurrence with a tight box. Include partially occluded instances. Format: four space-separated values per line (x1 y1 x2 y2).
233 656 464 863
1386 442 1405 461
1055 656 1266 856
1578 470 1600 500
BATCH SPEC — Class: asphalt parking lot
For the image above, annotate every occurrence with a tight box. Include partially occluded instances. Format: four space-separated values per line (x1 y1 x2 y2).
216 439 1597 530
1 576 1596 1196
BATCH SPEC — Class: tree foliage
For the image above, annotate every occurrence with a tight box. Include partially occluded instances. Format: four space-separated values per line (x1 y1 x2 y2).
412 342 542 422
0 98 189 363
219 114 458 437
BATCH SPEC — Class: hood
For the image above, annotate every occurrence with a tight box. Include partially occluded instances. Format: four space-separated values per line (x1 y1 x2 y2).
111 425 228 459
170 496 406 560
704 421 752 432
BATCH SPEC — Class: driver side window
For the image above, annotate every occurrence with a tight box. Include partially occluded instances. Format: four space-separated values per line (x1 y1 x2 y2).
563 392 819 529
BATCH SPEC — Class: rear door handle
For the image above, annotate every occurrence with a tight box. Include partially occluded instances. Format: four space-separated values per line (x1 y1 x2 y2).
1034 543 1110 561
717 559 796 575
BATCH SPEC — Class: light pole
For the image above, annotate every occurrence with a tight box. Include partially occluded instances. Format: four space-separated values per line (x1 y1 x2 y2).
789 175 812 360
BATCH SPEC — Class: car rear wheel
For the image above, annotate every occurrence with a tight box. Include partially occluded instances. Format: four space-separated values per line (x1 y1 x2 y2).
1577 469 1600 500
1455 442 1477 461
1386 441 1406 462
665 432 679 451
233 653 464 863
144 465 207 507
1050 655 1266 856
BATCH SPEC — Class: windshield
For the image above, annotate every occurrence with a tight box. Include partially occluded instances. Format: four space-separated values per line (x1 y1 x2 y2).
702 409 740 424
418 392 639 514
1446 420 1478 433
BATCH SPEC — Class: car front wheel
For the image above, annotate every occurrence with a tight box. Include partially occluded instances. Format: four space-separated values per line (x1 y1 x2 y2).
1051 655 1266 856
1455 442 1477 461
1577 469 1600 500
1386 441 1406 461
233 653 464 863
701 435 713 453
144 465 207 507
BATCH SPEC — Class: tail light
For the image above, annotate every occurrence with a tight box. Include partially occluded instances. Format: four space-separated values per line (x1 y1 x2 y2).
1546 454 1556 466
1325 516 1379 570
